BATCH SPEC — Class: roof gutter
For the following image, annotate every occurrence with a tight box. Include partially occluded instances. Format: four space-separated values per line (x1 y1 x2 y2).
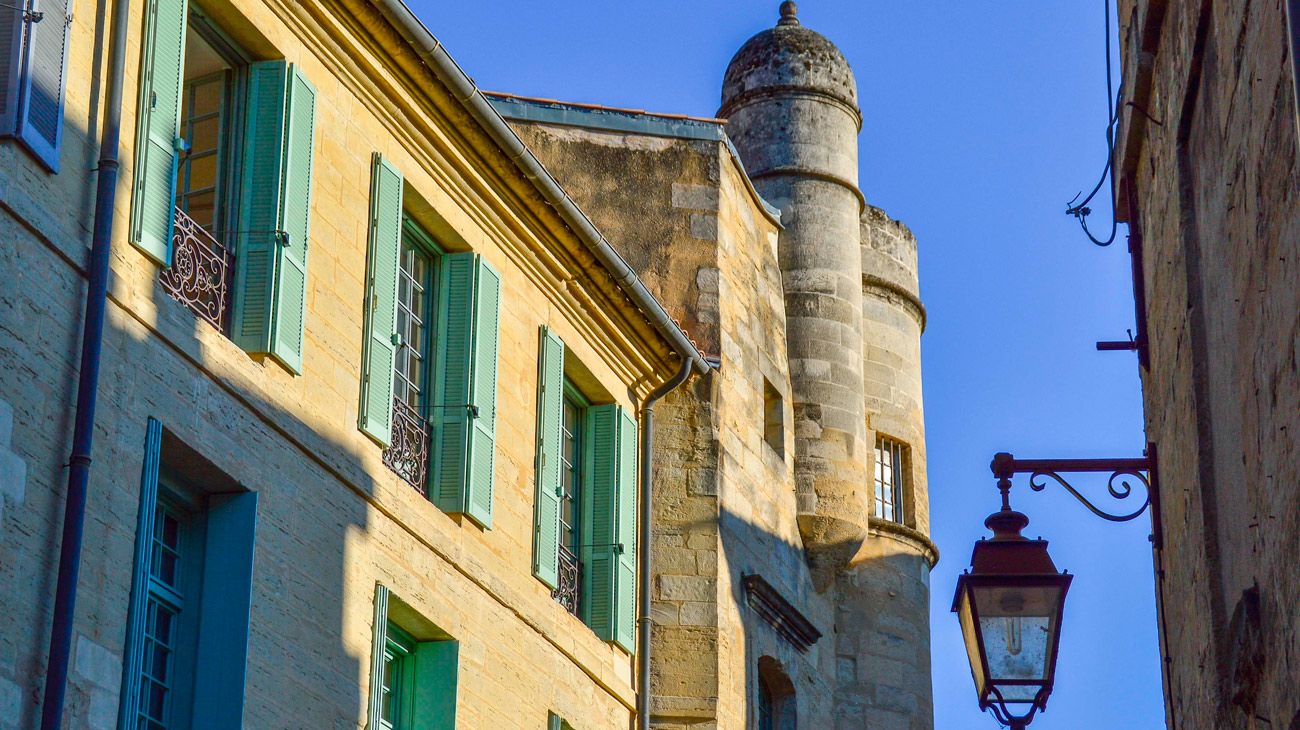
370 0 709 376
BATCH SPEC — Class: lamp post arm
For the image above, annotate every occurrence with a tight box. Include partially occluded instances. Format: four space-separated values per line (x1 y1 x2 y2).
989 445 1159 526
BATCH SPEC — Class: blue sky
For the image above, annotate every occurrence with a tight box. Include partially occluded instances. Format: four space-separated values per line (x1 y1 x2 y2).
412 2 1164 727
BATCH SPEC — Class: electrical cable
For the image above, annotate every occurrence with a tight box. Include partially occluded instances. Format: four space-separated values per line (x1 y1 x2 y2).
1065 0 1122 246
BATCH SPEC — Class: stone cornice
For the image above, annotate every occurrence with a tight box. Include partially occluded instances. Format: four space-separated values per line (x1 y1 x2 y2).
741 573 823 653
867 518 940 567
276 0 682 392
718 85 862 131
861 273 927 332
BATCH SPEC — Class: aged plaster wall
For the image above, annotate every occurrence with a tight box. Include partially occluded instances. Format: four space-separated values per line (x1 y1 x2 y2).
0 0 682 726
1116 1 1300 728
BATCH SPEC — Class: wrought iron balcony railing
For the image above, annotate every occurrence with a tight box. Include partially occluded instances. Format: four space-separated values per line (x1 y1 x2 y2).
383 398 431 493
160 207 233 330
553 545 582 616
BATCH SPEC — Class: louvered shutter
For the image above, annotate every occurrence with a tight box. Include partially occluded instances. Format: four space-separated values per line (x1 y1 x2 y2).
0 3 22 134
432 253 475 514
15 0 72 169
358 154 403 445
432 253 500 527
129 0 188 264
532 326 564 588
613 406 638 653
584 404 637 651
463 257 500 527
583 404 618 640
232 61 316 373
271 64 315 372
116 419 163 730
365 585 391 730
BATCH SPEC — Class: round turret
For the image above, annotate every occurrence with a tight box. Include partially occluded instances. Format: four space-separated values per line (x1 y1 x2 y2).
720 2 870 587
720 2 858 121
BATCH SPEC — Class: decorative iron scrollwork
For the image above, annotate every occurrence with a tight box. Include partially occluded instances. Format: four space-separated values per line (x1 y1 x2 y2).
160 207 232 330
552 545 582 616
383 398 430 493
1027 467 1151 522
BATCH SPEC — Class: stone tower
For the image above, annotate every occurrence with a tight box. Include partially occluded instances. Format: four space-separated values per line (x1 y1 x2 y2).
722 2 936 724
721 0 872 585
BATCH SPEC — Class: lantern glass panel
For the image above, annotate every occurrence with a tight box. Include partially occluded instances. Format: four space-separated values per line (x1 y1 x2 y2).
971 583 1063 701
955 590 987 697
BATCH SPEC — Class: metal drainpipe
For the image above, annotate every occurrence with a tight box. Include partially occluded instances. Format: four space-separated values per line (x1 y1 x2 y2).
637 357 697 730
40 0 132 725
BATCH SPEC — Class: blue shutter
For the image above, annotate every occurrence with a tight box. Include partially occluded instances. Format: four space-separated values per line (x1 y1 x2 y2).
532 327 564 588
431 253 500 528
583 405 637 651
358 154 403 445
129 0 188 264
0 2 22 134
191 491 258 729
15 0 73 170
232 61 317 373
117 418 163 730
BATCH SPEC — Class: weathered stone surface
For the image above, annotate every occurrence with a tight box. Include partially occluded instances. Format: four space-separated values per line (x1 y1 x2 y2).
1116 1 1300 727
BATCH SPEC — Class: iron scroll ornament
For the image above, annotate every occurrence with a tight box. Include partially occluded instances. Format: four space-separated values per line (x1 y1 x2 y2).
990 450 1157 524
1026 467 1151 522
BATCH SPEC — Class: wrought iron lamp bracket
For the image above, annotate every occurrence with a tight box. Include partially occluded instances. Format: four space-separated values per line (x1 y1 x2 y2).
990 443 1160 543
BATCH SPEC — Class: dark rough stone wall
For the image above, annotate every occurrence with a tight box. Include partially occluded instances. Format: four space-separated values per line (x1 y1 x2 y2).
1117 1 1300 727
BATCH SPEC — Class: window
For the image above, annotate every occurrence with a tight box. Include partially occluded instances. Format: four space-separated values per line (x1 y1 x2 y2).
531 326 639 651
873 435 907 524
358 154 501 528
159 17 246 333
131 0 317 373
763 377 784 458
120 419 258 730
138 498 202 728
756 656 796 730
553 383 586 616
548 712 576 730
0 0 73 170
382 220 441 491
367 585 459 730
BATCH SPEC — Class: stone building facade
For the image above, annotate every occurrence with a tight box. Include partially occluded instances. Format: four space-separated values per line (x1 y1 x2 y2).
491 4 937 728
1114 1 1300 728
0 0 700 727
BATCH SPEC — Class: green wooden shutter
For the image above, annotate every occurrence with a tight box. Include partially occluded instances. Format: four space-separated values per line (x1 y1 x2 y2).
432 253 500 528
432 253 475 514
412 640 459 730
366 584 391 730
464 257 500 527
271 64 316 372
129 0 189 264
547 712 563 730
584 405 637 651
232 61 316 373
532 326 565 588
191 491 258 729
117 418 163 730
358 153 403 445
613 407 639 653
14 0 73 170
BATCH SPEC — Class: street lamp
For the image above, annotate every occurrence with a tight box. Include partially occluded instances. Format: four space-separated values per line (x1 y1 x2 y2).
952 477 1071 729
954 449 1156 729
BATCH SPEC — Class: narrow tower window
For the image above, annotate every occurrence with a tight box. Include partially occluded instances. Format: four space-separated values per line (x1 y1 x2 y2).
763 378 785 458
873 435 907 524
